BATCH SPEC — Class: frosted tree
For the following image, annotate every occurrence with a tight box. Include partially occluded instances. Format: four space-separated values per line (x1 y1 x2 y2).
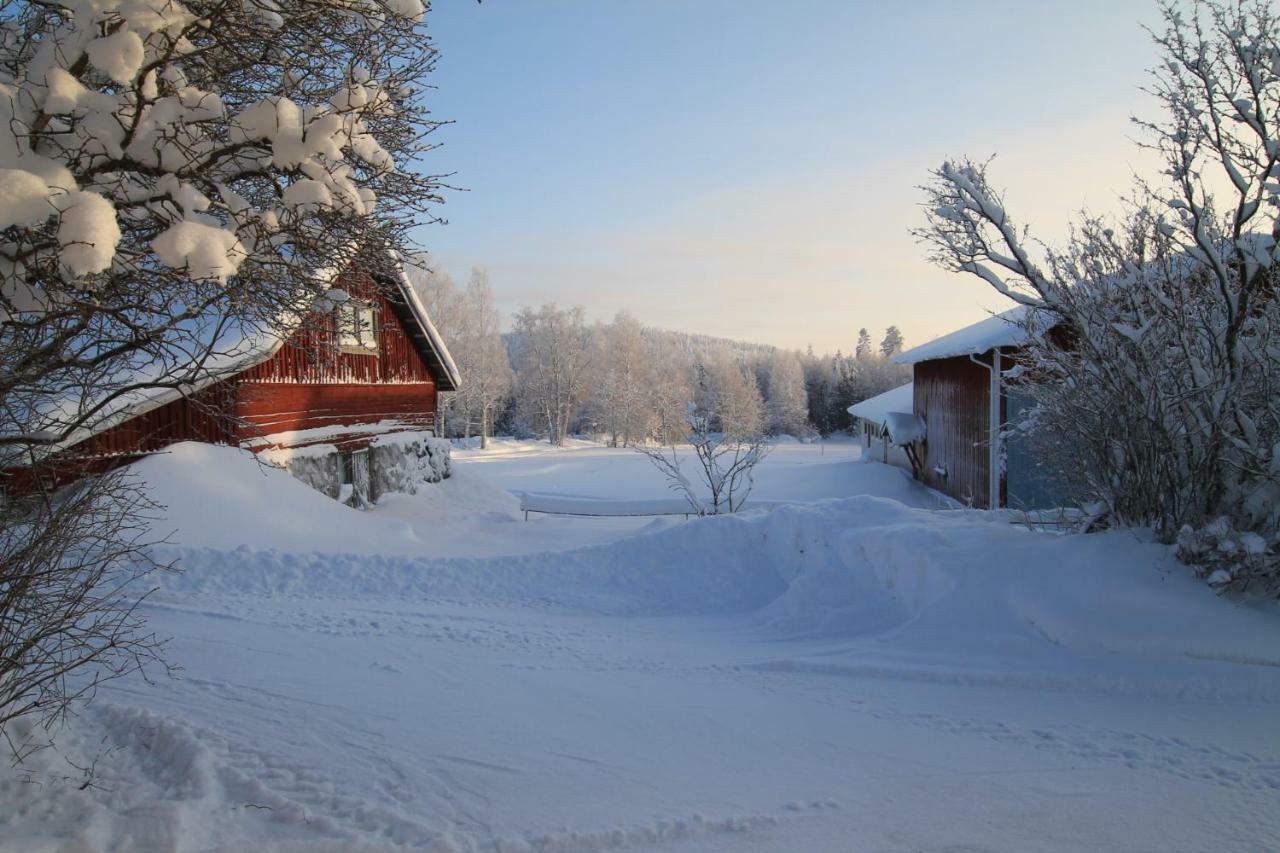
638 354 770 514
510 304 592 445
916 0 1279 590
407 259 462 339
801 347 839 435
0 0 444 756
854 328 873 360
764 350 810 437
406 259 464 434
414 265 512 445
879 326 904 358
587 312 657 446
645 333 696 444
459 269 514 448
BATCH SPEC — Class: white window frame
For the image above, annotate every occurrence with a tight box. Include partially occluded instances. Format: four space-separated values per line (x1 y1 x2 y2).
336 301 379 354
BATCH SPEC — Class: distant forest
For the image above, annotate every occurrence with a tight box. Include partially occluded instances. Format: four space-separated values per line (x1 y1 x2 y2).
410 258 910 445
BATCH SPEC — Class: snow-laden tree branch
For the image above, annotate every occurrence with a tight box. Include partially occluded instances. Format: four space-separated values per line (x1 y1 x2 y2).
0 0 445 452
0 0 448 759
916 0 1280 592
914 157 1057 308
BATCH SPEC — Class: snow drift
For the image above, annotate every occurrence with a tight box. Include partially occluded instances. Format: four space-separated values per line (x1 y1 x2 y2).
137 444 1280 682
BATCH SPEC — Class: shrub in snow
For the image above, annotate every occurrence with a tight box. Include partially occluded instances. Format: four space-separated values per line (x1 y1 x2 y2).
1176 519 1278 596
638 357 770 515
915 0 1280 591
0 471 170 764
369 434 452 497
281 453 344 501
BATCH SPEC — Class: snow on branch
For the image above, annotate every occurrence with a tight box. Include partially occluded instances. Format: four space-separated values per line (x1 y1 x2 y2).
1 0 445 450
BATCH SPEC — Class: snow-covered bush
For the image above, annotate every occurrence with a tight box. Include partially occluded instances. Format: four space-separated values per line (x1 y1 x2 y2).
916 0 1280 592
0 471 170 763
1177 518 1277 595
280 453 343 501
369 433 451 496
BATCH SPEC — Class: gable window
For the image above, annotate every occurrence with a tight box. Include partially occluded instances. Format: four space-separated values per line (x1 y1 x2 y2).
336 301 378 354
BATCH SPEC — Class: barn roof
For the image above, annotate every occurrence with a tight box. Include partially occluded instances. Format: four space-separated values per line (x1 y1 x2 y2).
894 306 1048 365
846 382 913 424
383 259 461 392
32 251 458 454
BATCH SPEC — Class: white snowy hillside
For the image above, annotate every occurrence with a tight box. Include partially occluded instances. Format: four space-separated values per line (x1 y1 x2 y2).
2 438 1278 852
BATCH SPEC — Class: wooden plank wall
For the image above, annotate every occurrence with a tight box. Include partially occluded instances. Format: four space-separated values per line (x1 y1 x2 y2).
237 270 436 386
913 355 991 508
232 268 438 443
12 268 442 493
64 384 238 459
234 383 436 442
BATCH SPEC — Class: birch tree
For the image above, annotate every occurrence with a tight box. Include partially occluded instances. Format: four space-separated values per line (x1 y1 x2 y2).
510 304 592 445
764 349 810 437
457 269 513 448
587 312 657 446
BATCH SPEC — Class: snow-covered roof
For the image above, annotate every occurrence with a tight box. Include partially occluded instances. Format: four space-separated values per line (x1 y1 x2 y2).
389 259 460 391
895 306 1046 365
884 411 926 447
847 382 913 425
40 251 458 454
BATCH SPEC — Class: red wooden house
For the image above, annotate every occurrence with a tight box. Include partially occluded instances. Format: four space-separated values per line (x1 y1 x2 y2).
894 307 1062 510
11 257 459 503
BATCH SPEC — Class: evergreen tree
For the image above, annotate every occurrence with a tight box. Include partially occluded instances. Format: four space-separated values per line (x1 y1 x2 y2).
855 329 873 360
880 326 905 357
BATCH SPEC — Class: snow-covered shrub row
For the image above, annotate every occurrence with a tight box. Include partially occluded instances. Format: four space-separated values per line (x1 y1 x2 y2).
270 432 451 504
280 453 343 501
916 1 1280 592
1177 519 1275 596
369 432 452 496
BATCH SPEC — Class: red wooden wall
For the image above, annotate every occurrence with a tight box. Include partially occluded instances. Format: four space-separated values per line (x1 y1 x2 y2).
234 383 436 445
237 269 436 387
913 355 992 508
35 268 440 470
233 269 437 447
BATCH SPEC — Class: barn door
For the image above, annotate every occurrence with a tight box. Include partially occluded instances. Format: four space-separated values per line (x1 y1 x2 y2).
351 449 371 508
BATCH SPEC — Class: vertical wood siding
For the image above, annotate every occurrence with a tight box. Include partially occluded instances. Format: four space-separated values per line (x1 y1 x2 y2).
237 269 436 386
913 356 992 508
20 268 443 489
234 383 436 445
64 383 238 459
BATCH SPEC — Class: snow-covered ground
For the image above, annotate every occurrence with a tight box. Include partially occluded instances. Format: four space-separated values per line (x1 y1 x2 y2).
3 439 1278 852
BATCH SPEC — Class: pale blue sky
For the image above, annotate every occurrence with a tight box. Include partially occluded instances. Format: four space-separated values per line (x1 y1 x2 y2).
417 0 1164 352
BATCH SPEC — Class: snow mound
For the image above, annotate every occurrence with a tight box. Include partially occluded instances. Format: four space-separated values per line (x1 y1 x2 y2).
128 443 422 554
148 487 1280 675
131 442 1280 678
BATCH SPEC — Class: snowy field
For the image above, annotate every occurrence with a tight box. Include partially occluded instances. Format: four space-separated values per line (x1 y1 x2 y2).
3 439 1279 852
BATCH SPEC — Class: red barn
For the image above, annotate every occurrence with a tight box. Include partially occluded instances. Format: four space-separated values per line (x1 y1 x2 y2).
12 256 459 504
894 307 1062 510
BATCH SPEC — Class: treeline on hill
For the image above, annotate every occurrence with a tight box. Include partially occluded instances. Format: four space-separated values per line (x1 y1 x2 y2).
408 259 910 446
